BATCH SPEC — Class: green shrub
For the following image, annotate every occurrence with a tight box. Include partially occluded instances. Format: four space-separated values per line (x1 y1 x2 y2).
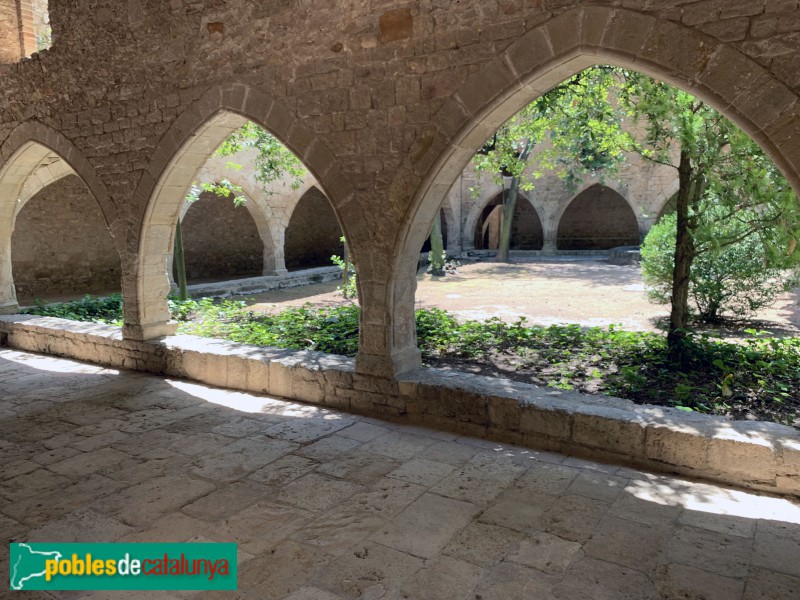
641 213 798 323
22 294 125 326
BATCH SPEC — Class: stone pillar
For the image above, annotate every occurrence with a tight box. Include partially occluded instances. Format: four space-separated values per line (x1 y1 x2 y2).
0 0 22 63
121 249 177 342
0 237 19 313
262 233 287 276
355 251 421 378
542 221 558 254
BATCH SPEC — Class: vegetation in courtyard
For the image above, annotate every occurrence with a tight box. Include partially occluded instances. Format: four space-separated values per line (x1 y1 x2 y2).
642 213 799 323
472 66 628 262
22 296 799 428
330 237 357 299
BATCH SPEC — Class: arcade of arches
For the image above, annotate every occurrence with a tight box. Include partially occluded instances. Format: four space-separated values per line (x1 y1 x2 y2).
2 1 800 507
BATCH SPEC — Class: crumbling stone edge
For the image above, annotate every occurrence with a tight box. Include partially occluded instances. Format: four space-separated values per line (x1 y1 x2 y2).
1 314 797 498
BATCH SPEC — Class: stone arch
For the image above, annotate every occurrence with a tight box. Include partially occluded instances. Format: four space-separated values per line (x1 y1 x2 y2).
383 6 800 375
128 83 354 340
556 184 640 250
0 121 115 313
284 186 343 271
473 192 544 251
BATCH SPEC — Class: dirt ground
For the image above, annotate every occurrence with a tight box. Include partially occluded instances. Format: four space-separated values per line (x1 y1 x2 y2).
245 257 800 336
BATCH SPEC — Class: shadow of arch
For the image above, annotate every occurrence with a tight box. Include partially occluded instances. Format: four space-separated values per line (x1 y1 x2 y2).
384 6 800 374
127 84 354 340
0 121 116 312
284 186 344 271
557 184 640 250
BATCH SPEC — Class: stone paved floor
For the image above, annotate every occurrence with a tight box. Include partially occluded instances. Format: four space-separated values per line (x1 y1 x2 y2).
1 348 799 600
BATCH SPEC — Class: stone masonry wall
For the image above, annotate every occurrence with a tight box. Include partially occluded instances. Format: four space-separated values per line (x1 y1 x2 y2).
284 187 343 271
557 185 641 250
178 190 263 282
12 174 120 302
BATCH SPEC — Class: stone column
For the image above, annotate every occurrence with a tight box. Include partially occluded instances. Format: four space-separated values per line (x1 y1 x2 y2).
0 237 19 313
355 251 421 378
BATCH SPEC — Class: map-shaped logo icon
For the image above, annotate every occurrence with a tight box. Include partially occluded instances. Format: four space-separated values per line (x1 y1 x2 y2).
10 543 62 590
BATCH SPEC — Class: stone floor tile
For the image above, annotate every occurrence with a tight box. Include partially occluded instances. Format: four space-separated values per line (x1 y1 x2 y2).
369 492 479 558
290 504 387 556
105 452 190 483
607 488 683 527
566 470 629 502
743 566 800 600
398 555 482 600
474 561 558 600
221 501 315 555
182 480 276 522
312 542 423 600
119 512 215 543
90 475 216 527
238 541 332 599
385 457 456 487
345 477 426 518
294 435 362 461
264 416 355 444
679 508 758 539
210 416 267 438
248 454 317 486
315 451 400 486
507 531 584 575
360 430 437 461
167 432 237 457
0 458 39 480
419 439 480 466
552 557 657 600
516 461 581 495
281 588 345 600
477 487 557 532
430 454 522 507
654 563 745 600
541 494 611 543
336 422 389 442
24 507 134 542
752 529 800 577
663 525 753 579
441 521 524 566
0 468 72 502
191 437 299 482
47 447 131 478
69 429 130 452
278 473 364 513
583 515 671 573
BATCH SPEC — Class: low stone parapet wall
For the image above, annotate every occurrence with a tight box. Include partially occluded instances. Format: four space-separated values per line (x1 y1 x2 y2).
1 314 797 498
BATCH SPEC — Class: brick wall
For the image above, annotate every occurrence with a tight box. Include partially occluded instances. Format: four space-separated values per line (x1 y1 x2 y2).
12 175 120 302
284 187 343 271
557 185 641 250
178 191 263 282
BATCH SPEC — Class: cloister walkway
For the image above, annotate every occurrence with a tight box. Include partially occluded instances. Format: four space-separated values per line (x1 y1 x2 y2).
0 348 798 600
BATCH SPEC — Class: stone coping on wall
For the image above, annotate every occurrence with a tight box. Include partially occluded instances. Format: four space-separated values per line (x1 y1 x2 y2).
0 314 797 498
185 266 342 299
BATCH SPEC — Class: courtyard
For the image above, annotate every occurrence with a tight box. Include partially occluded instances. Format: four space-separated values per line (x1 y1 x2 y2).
1 348 799 599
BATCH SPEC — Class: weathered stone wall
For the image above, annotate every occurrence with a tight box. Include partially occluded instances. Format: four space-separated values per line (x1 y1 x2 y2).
178 190 263 282
0 0 799 377
11 174 120 302
0 0 19 63
557 185 641 250
284 187 343 271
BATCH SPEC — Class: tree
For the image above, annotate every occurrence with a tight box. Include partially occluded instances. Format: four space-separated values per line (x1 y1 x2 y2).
472 67 630 261
619 73 800 362
173 123 307 300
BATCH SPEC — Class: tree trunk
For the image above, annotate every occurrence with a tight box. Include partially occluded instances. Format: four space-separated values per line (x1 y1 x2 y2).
429 210 445 276
174 220 189 301
498 141 533 263
667 149 695 363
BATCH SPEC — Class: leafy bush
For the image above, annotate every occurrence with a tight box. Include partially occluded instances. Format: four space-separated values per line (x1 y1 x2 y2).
22 294 125 326
641 213 798 323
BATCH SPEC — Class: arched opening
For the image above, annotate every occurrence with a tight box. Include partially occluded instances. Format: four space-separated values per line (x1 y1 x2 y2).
556 184 640 250
0 127 116 314
12 174 119 303
130 85 354 341
284 186 343 271
176 190 263 283
420 209 448 253
473 194 543 251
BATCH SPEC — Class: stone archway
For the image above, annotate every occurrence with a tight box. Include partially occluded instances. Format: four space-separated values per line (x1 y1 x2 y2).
0 121 115 313
472 193 544 251
556 184 640 250
284 186 343 270
382 6 800 376
127 83 354 341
